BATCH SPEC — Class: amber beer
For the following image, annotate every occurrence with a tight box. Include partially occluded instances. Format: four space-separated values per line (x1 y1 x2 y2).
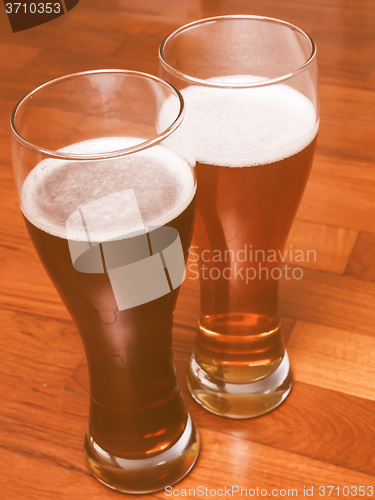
193 144 317 382
21 137 197 490
181 78 318 416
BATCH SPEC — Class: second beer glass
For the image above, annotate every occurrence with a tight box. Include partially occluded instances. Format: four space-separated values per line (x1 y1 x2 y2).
159 16 319 418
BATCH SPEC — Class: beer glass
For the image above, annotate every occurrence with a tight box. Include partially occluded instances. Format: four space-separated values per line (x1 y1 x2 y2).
11 70 199 493
159 16 319 418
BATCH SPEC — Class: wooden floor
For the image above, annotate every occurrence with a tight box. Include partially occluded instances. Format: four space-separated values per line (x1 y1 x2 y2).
0 0 374 498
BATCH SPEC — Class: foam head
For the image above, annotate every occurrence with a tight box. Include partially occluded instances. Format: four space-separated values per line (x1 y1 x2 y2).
180 76 318 167
21 137 195 240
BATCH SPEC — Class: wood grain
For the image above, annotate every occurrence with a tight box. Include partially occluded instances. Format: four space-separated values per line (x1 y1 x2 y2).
288 321 375 400
345 231 375 281
0 0 374 498
285 220 357 273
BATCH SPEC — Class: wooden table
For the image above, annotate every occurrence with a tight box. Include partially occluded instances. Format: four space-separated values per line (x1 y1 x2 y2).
0 1 374 498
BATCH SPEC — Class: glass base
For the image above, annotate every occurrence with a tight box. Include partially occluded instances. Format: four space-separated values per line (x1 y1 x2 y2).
187 352 292 419
84 414 200 494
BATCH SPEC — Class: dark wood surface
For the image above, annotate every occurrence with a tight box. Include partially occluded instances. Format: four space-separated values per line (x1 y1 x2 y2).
0 0 374 498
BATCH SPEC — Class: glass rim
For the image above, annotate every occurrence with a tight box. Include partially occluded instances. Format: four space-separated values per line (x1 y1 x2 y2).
10 69 185 161
159 15 317 89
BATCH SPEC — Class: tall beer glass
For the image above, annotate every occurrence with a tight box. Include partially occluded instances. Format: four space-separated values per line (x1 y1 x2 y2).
11 70 199 493
159 16 319 418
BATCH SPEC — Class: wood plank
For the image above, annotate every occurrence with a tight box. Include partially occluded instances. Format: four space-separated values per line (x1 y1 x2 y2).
345 231 375 282
318 115 375 156
0 373 88 475
313 24 375 88
320 83 375 121
0 136 13 164
279 267 375 336
366 65 375 90
0 43 41 70
0 280 70 321
296 153 375 233
285 220 357 274
0 449 107 500
0 309 83 387
288 320 375 400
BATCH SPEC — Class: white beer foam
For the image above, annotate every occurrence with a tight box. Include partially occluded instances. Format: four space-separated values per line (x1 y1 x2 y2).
21 137 195 241
180 75 318 167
